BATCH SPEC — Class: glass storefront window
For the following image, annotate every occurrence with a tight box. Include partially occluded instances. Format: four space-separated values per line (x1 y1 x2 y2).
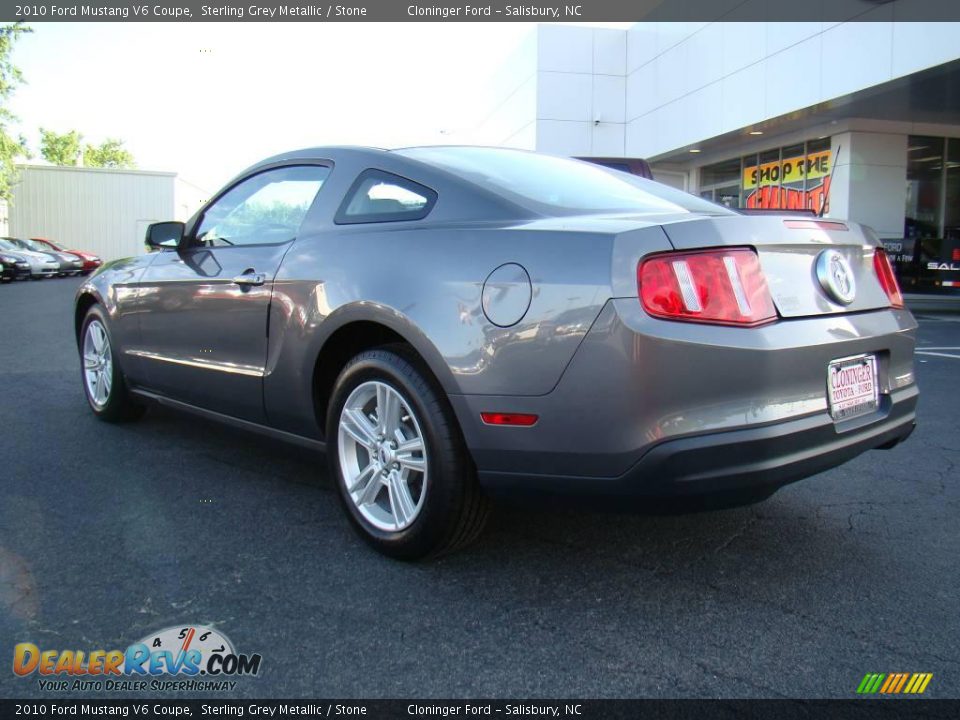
905 136 943 241
701 140 832 213
900 136 960 294
945 138 960 244
699 157 741 207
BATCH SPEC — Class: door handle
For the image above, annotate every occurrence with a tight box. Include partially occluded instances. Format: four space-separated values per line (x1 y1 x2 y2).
233 269 266 287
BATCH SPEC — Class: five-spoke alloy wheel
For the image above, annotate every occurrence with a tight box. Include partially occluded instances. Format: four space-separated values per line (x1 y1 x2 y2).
79 306 144 422
329 347 491 560
338 380 429 532
83 319 114 409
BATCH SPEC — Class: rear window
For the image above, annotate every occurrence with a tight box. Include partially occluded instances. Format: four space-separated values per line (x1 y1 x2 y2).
397 147 730 216
335 169 437 224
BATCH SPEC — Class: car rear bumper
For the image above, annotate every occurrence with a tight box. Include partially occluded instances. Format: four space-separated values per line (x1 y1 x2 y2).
477 385 917 499
451 300 919 498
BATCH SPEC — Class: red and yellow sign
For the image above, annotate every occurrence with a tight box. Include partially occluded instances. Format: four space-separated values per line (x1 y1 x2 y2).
744 149 832 212
743 150 831 190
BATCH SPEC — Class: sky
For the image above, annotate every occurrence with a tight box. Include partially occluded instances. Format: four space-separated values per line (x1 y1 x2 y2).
8 22 629 192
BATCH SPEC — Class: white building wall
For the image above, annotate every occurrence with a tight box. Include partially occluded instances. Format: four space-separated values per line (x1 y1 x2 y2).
534 26 627 156
9 165 183 261
624 18 960 159
474 25 627 156
473 31 538 148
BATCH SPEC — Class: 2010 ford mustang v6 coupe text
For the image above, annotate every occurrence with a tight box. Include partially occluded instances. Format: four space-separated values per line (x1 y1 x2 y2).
75 147 917 559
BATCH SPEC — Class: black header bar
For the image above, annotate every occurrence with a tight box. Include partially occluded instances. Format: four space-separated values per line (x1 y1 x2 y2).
3 0 960 23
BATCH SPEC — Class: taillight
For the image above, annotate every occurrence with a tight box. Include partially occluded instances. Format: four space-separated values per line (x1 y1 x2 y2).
638 248 777 326
873 248 903 308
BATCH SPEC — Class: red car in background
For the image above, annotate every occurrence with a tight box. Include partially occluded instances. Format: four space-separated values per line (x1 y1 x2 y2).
31 238 102 274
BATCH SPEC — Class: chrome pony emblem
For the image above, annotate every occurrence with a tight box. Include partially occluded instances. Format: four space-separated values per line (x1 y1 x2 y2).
816 249 856 305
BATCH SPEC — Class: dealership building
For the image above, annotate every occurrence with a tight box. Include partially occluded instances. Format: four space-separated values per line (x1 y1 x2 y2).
476 20 960 295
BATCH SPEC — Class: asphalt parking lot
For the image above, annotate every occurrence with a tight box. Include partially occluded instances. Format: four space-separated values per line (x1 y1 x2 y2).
1 277 958 699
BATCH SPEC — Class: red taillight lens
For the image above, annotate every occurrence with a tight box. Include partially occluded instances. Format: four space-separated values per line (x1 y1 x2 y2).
480 412 538 427
873 248 903 308
638 248 777 326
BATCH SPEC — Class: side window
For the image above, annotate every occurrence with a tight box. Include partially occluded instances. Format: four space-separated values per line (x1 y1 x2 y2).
195 165 329 247
335 169 437 224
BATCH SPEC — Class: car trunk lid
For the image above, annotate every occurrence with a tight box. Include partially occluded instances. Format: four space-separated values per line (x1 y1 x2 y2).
659 214 892 318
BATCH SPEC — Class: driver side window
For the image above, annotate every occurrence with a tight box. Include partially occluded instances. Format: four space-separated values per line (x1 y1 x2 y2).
195 165 330 247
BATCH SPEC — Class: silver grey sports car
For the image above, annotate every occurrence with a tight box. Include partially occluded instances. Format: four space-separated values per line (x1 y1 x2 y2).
75 146 917 559
1 237 60 279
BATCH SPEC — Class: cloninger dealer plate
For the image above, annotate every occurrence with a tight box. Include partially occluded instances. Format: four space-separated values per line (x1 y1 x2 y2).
828 354 879 421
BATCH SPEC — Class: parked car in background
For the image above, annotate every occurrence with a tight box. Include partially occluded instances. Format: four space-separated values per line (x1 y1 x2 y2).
30 237 102 275
0 247 31 282
7 237 83 276
0 238 59 279
75 146 917 560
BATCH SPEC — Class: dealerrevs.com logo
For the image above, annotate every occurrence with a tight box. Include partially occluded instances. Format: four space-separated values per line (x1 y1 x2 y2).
13 625 262 692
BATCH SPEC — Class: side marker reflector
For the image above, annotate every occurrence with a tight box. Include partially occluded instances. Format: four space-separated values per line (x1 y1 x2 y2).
480 412 538 427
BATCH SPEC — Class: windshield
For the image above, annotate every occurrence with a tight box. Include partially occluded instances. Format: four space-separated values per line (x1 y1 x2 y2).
19 239 47 252
5 238 35 251
33 238 61 251
0 238 23 251
397 147 731 217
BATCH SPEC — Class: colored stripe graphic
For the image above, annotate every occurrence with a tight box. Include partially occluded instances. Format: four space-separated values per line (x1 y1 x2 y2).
857 673 885 694
904 673 934 694
894 673 910 693
857 673 932 694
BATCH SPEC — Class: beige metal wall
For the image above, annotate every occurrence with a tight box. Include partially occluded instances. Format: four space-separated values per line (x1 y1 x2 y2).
8 165 180 261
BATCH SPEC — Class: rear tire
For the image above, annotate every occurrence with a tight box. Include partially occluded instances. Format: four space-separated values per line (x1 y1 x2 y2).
327 347 490 560
80 306 145 422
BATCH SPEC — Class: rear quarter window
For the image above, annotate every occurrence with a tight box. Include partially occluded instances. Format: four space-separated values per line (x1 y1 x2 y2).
335 169 437 224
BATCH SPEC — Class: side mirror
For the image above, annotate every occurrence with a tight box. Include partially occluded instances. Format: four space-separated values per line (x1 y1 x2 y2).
145 221 185 251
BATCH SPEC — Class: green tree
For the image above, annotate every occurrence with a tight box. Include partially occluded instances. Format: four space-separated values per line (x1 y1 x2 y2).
39 128 83 166
0 23 31 202
84 137 135 168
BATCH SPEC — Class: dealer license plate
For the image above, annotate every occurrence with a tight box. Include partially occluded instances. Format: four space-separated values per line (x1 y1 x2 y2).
827 354 879 421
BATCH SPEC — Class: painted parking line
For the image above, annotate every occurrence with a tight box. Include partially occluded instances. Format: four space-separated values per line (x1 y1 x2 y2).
915 351 960 360
916 315 960 323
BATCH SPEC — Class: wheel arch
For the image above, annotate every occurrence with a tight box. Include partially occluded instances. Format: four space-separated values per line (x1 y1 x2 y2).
309 305 460 441
74 290 102 347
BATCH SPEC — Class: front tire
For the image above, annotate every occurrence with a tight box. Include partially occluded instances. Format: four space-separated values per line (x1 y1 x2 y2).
80 306 145 422
327 347 490 560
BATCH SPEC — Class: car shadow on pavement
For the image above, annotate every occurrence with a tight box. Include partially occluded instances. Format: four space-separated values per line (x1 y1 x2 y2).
134 401 855 594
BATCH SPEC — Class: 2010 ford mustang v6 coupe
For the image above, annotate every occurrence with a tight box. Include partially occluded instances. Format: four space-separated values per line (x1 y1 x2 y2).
75 147 917 559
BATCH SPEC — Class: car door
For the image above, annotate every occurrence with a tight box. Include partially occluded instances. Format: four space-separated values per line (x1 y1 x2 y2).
135 164 330 422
